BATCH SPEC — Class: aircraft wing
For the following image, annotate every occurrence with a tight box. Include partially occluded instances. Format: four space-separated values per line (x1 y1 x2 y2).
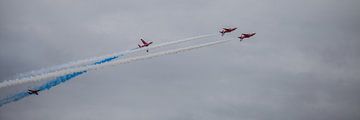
141 39 148 44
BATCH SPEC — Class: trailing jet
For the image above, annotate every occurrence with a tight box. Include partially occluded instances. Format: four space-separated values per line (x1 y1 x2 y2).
138 39 153 52
220 27 237 36
27 89 40 95
238 33 256 41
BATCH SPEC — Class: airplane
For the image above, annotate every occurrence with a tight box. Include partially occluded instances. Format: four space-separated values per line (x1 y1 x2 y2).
220 27 237 36
238 33 256 41
138 39 153 52
27 89 40 95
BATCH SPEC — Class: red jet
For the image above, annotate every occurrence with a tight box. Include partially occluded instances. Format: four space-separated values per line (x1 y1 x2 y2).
27 89 40 95
220 27 237 36
238 33 256 41
138 39 153 52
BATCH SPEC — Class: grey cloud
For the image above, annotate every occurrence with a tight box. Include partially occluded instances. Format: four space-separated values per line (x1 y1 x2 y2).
1 0 360 120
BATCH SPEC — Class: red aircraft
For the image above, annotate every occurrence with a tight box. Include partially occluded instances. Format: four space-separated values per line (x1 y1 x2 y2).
27 89 40 95
238 33 256 41
138 39 153 52
220 27 237 36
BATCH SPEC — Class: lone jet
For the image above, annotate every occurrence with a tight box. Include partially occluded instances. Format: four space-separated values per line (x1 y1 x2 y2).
238 33 256 41
220 27 237 36
27 89 40 95
138 39 153 52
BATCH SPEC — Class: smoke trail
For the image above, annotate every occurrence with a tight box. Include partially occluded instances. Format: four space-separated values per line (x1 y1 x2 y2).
0 39 230 107
0 55 122 107
37 56 121 91
16 34 215 79
0 92 30 107
0 39 231 89
2 34 215 88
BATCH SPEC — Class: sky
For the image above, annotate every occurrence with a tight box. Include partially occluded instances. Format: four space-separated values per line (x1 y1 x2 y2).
1 0 360 120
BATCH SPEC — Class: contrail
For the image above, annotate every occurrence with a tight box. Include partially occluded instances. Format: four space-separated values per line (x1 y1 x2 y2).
0 55 121 107
0 39 231 89
15 34 216 79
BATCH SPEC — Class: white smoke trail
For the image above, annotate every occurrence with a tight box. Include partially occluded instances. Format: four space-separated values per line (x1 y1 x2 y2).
15 34 216 79
0 39 231 89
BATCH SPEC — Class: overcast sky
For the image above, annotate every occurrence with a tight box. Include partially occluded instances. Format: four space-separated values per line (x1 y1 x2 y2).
1 0 360 120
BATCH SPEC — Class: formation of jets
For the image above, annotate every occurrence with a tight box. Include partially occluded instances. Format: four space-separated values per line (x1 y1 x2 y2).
24 27 255 96
137 27 256 52
219 27 256 41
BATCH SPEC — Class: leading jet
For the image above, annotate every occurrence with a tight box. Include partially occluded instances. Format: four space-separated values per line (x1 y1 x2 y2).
238 33 256 41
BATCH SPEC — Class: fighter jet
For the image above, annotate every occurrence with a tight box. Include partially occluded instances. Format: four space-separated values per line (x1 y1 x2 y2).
220 27 237 36
238 33 256 41
27 89 40 95
138 39 153 52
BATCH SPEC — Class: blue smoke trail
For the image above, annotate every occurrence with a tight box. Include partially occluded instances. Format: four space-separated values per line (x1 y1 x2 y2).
0 55 121 107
